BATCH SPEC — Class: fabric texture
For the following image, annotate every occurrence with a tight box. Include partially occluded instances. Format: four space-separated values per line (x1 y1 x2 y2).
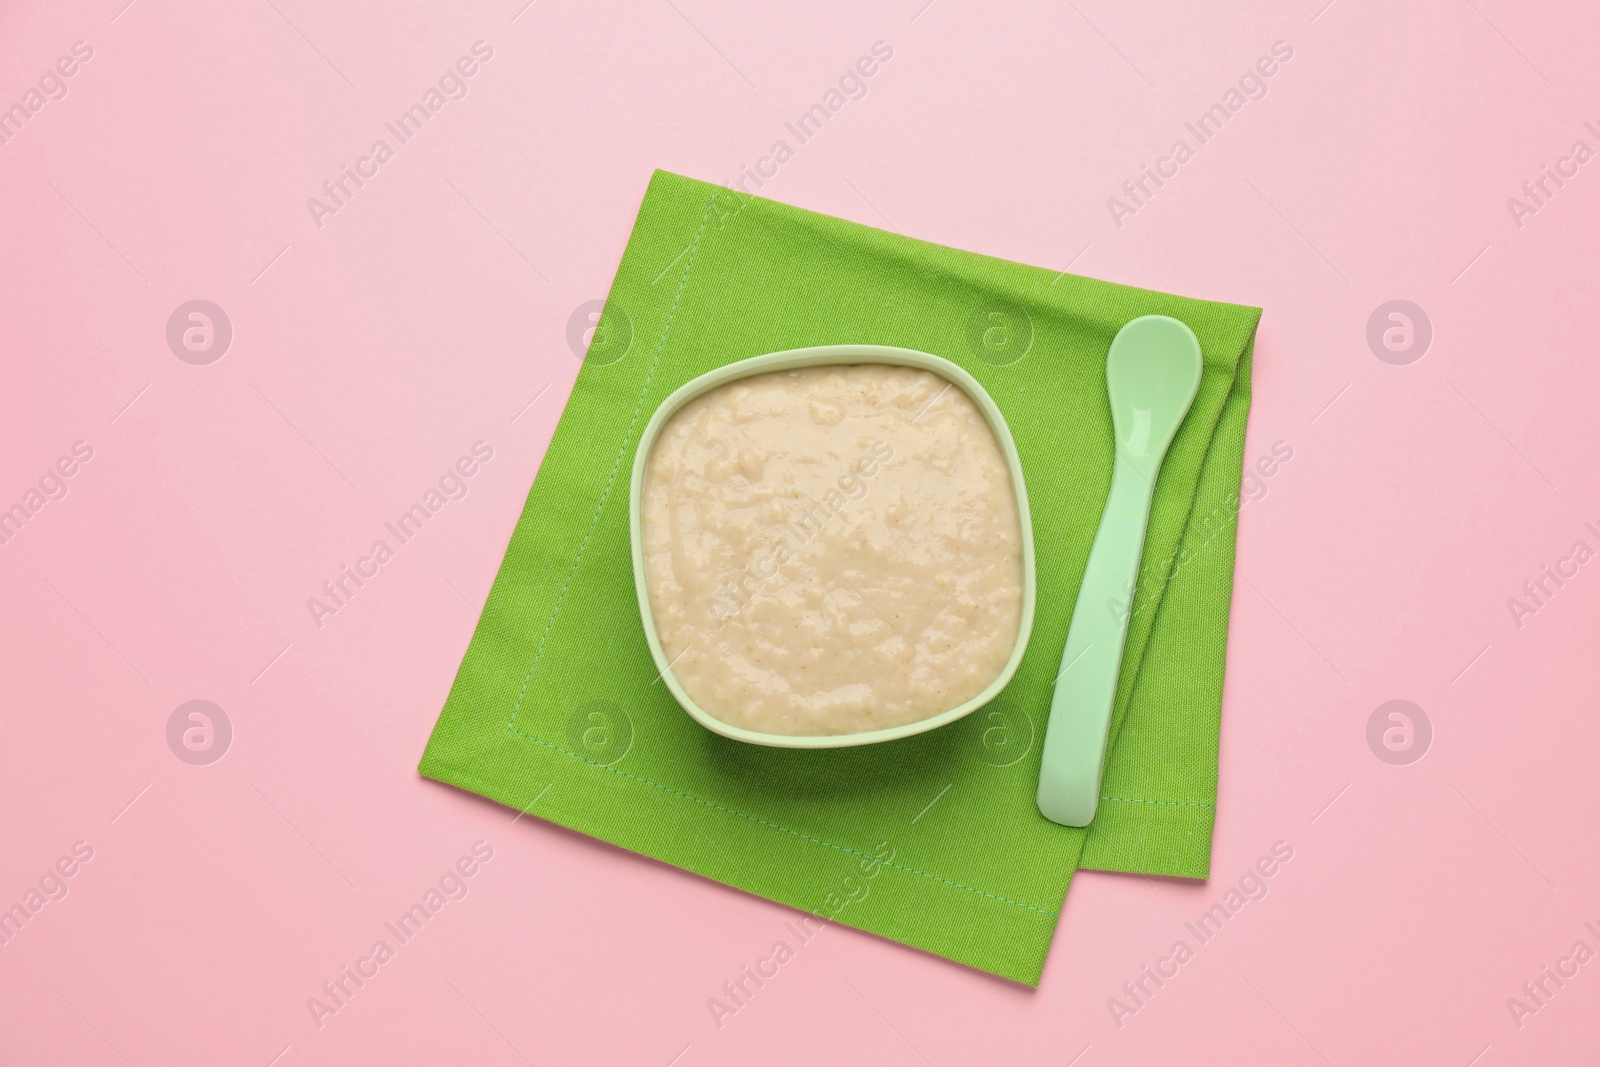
419 170 1260 985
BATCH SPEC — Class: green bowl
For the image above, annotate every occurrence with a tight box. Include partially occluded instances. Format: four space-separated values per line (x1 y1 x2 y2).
629 344 1036 748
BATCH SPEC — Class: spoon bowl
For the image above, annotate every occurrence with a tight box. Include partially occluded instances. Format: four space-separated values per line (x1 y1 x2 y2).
1108 315 1206 470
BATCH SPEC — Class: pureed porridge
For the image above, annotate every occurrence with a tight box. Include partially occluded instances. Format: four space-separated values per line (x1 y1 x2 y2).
640 363 1024 737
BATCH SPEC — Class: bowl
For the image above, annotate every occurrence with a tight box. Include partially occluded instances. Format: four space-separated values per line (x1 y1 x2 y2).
629 344 1036 748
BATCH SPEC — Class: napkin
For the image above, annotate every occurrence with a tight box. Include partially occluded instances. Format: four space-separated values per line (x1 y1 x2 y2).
420 170 1259 985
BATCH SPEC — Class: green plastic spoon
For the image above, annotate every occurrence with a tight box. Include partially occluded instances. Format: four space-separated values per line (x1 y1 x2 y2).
1037 315 1203 827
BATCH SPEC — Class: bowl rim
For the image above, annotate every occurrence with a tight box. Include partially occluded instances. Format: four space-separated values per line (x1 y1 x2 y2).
628 344 1036 748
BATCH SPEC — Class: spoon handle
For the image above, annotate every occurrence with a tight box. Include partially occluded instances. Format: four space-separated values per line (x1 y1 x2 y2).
1036 452 1156 826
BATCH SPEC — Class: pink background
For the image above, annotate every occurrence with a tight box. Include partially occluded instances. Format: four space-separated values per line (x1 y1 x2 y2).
3 0 1597 1063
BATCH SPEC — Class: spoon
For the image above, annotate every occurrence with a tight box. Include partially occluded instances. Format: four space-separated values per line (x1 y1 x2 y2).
1037 315 1203 827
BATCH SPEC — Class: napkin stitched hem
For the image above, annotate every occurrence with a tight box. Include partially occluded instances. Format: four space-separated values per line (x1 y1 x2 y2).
1100 795 1215 809
492 724 1061 918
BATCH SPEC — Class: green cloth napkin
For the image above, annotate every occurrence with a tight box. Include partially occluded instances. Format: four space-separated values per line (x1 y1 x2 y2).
420 170 1259 985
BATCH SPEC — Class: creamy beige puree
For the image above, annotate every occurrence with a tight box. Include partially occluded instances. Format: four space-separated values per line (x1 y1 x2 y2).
640 364 1023 736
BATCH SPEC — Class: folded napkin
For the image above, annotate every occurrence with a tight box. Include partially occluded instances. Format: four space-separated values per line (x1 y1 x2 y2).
420 170 1259 985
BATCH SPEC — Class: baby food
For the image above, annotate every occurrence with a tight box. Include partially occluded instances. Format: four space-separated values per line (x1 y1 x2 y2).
639 364 1024 736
